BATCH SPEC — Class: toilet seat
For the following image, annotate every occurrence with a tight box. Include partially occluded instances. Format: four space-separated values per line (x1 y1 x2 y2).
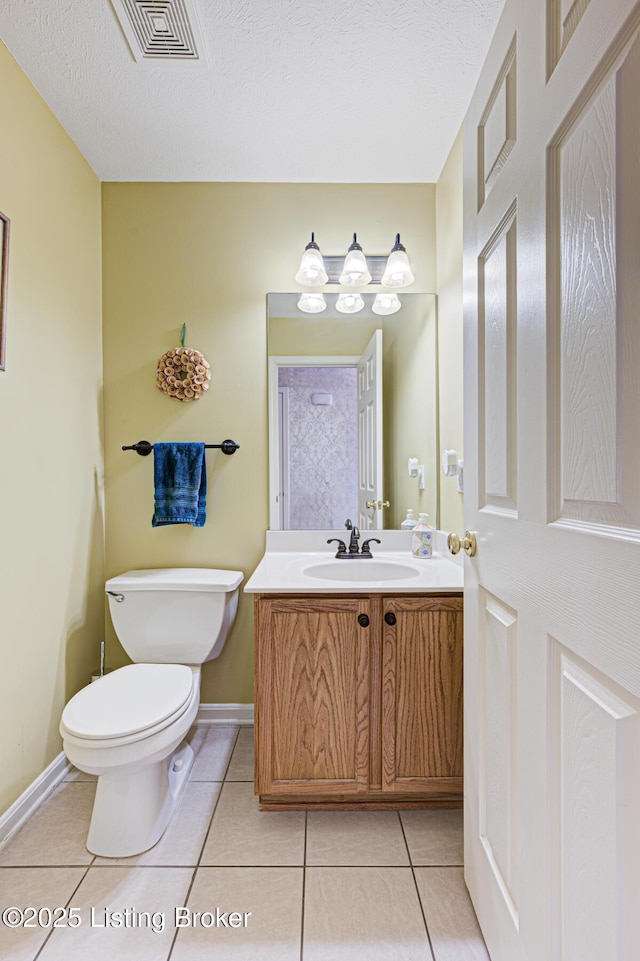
60 663 195 745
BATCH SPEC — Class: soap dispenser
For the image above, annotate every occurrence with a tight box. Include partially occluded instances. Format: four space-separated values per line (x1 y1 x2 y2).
411 513 433 558
401 509 417 530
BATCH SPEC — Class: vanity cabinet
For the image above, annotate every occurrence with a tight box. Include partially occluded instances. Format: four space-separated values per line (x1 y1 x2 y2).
253 592 463 810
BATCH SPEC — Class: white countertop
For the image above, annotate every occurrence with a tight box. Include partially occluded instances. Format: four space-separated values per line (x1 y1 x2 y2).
244 530 464 595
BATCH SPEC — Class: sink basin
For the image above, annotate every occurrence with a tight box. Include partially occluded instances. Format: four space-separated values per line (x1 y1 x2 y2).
302 559 421 582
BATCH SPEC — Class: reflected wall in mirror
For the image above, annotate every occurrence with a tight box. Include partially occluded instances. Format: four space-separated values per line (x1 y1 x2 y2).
267 293 438 531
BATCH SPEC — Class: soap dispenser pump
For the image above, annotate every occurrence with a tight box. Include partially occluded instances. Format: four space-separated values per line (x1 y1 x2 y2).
401 509 417 530
411 513 433 558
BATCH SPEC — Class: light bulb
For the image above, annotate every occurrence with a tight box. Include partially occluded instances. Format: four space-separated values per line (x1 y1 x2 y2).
381 234 415 288
338 234 371 286
335 292 364 314
297 292 327 313
295 233 328 286
372 292 401 315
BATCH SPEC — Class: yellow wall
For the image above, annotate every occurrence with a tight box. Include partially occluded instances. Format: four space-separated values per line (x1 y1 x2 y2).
0 43 104 812
436 130 464 535
101 183 437 703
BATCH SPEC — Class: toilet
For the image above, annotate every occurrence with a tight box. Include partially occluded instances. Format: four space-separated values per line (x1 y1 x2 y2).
60 567 243 858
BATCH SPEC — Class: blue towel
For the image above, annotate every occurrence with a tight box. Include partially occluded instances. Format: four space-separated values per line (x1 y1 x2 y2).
152 443 207 527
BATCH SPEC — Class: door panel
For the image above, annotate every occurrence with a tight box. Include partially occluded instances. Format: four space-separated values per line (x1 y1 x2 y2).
553 648 640 961
463 2 640 959
548 0 593 75
559 73 617 509
357 329 383 530
478 38 517 207
548 28 640 534
479 590 518 924
479 204 518 514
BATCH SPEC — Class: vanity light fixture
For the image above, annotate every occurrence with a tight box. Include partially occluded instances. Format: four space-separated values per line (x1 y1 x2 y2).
338 234 372 287
335 292 365 314
381 234 415 288
295 232 414 289
372 292 402 315
297 291 327 313
295 232 328 287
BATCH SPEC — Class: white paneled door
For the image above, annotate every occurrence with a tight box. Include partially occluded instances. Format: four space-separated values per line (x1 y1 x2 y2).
463 2 640 960
357 329 383 530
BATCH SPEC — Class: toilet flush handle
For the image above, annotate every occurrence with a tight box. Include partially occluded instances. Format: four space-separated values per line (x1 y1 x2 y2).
106 591 125 603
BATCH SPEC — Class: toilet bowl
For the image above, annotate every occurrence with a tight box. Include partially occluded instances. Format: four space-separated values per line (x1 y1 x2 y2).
60 568 243 858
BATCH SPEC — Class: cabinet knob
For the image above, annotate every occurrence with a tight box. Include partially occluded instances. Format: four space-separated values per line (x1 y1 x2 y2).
384 611 397 626
357 613 370 628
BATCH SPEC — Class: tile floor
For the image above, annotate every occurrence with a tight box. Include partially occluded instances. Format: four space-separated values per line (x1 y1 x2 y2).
0 726 490 960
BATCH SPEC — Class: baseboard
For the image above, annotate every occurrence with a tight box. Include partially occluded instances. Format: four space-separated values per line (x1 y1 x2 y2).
0 752 70 850
196 703 254 725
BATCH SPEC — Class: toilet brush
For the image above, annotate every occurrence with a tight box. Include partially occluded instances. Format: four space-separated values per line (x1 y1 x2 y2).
91 641 106 684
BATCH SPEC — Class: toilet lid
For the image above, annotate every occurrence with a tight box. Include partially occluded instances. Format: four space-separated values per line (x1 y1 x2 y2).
61 664 195 740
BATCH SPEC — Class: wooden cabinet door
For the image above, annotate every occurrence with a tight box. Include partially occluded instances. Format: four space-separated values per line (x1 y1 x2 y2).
381 595 463 795
254 595 374 797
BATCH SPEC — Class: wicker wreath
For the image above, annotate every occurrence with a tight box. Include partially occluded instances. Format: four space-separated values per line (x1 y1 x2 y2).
156 347 211 402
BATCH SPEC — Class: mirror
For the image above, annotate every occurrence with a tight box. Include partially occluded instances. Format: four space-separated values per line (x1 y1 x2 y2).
267 292 438 530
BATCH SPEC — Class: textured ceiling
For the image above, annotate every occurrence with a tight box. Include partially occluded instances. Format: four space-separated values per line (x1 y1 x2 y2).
0 0 504 182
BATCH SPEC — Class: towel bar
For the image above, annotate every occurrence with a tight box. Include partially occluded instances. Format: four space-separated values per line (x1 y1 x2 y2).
122 440 240 456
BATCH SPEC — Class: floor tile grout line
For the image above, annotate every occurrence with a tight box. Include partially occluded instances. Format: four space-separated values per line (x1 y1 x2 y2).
224 725 254 782
300 811 307 961
300 863 446 870
220 726 243 781
32 861 93 961
299 863 419 869
411 864 439 961
193 729 239 866
166 726 241 960
0 860 462 870
397 810 463 870
0 863 95 869
166 867 198 961
191 725 243 869
397 809 412 865
398 812 438 961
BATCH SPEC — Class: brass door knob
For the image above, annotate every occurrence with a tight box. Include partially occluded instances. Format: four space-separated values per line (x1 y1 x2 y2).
447 531 477 557
366 500 390 510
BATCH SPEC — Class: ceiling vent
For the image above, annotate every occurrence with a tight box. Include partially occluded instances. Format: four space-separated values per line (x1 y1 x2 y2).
110 0 209 65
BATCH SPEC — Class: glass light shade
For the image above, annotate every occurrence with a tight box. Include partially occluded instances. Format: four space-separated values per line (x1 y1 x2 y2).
372 292 401 315
335 292 365 314
295 234 328 286
297 292 327 313
381 234 415 287
338 234 371 286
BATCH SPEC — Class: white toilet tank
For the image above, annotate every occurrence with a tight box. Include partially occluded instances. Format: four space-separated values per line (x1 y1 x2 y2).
105 568 244 665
